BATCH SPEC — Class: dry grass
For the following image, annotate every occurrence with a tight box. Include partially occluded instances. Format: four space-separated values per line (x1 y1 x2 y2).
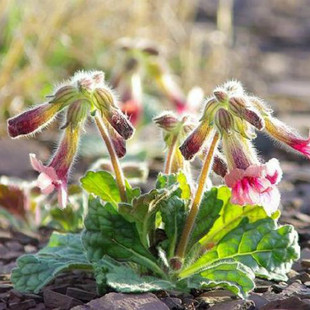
0 0 242 132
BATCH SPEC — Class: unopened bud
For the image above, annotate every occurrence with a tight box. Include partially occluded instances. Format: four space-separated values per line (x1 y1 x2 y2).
77 77 94 93
179 124 211 160
48 85 77 105
93 88 116 111
229 97 265 130
214 108 234 134
108 108 135 140
213 89 228 103
213 155 228 177
154 112 179 132
106 123 126 158
201 98 218 123
62 100 89 129
229 97 247 115
243 108 265 130
92 72 105 85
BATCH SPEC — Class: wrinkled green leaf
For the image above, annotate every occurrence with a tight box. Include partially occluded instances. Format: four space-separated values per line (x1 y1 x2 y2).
183 260 255 299
188 187 223 251
119 186 177 247
11 233 91 293
156 171 191 200
181 218 300 281
94 257 173 293
199 186 280 248
160 196 187 258
81 171 120 205
82 198 165 277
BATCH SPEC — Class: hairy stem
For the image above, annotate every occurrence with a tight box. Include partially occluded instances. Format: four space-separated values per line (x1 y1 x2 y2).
164 134 178 174
95 114 127 202
175 132 219 260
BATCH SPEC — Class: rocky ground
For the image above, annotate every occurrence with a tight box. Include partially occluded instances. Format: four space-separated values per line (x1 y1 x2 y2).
0 154 309 310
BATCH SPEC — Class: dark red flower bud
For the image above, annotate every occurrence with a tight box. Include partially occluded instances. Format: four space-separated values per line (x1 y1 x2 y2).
7 102 62 138
179 124 211 160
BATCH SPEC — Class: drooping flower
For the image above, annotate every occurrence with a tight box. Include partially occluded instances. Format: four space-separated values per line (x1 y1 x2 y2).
154 112 194 175
247 96 310 159
30 123 81 208
7 70 135 207
7 85 77 138
222 132 282 214
178 80 292 214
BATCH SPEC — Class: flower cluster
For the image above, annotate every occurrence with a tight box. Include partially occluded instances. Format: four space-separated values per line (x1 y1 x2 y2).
154 112 228 178
7 71 134 207
179 81 309 214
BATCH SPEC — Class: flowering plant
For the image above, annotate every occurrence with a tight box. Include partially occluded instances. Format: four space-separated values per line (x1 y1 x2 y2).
9 73 303 298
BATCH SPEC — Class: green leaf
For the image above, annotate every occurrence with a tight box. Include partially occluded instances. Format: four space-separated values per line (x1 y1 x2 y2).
80 171 120 205
183 260 255 299
11 233 91 293
180 218 300 281
188 187 223 251
82 198 165 278
199 186 280 248
119 186 177 247
125 180 141 203
94 257 173 293
156 171 191 200
160 196 187 258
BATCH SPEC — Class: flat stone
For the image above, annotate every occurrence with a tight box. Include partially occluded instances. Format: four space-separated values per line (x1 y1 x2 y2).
248 293 269 308
161 297 183 309
208 299 254 310
71 292 169 310
261 296 310 310
66 287 97 301
9 299 36 310
43 289 83 310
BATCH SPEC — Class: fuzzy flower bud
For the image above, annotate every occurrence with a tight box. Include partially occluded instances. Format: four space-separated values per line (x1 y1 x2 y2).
48 85 78 104
93 88 134 140
179 123 212 160
214 108 234 135
200 98 218 124
154 112 180 132
154 112 194 175
105 122 126 158
7 102 64 138
61 100 90 129
213 88 228 103
229 97 265 130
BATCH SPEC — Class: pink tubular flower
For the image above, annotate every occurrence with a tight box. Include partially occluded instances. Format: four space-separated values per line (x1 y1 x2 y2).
30 125 81 208
265 116 310 159
224 159 282 215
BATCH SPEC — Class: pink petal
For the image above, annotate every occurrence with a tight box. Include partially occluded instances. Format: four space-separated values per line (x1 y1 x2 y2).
259 187 281 216
224 168 246 187
57 184 68 208
30 153 45 172
37 173 55 194
264 158 282 185
30 153 59 181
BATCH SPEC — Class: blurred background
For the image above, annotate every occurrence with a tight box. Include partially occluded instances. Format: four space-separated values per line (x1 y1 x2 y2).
0 0 310 229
